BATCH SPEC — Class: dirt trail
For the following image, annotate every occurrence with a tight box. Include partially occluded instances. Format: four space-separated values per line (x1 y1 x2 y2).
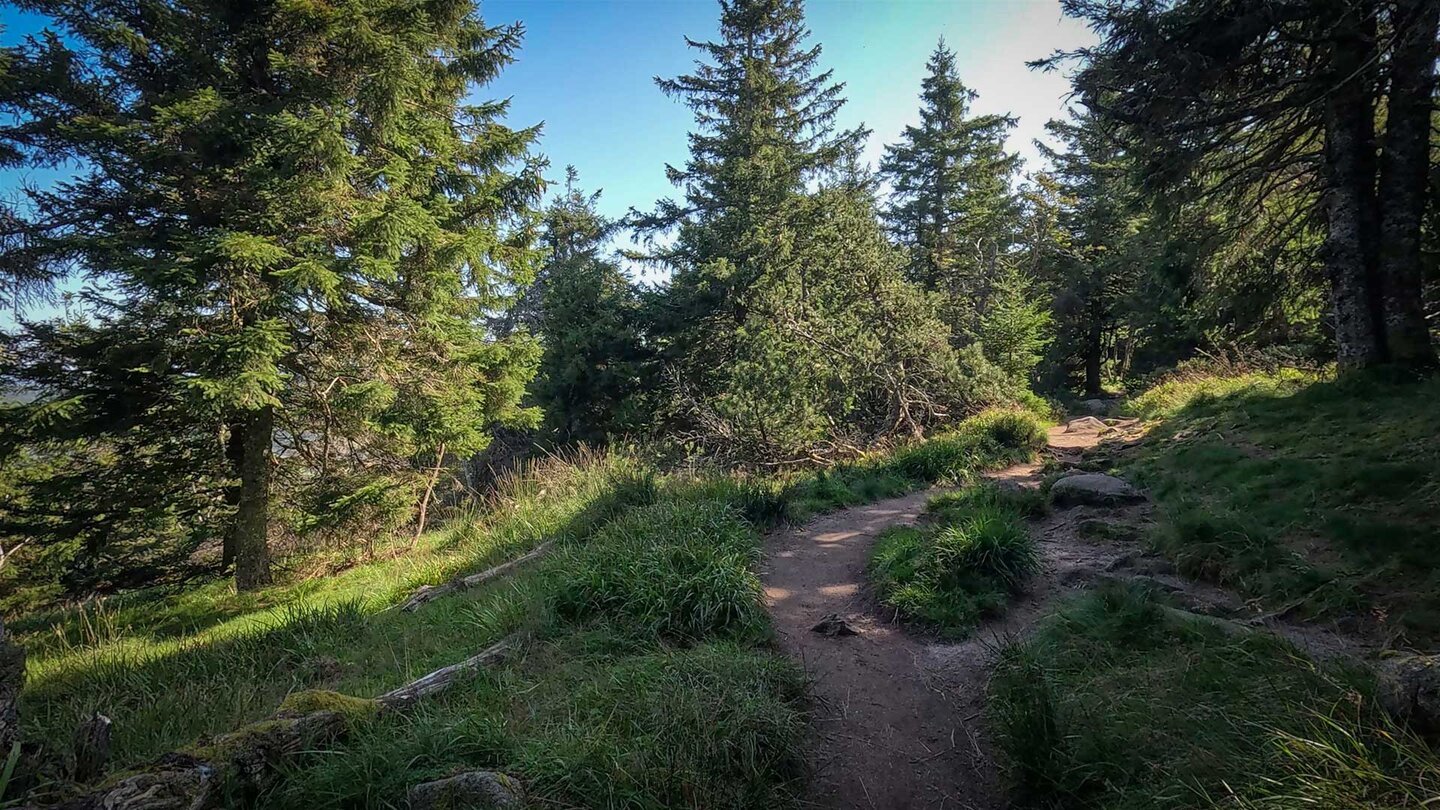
760 424 1111 810
763 419 1368 809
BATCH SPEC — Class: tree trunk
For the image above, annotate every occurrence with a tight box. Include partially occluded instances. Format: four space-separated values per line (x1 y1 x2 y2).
1323 7 1386 369
233 406 274 592
0 618 23 759
221 420 245 569
1378 0 1440 368
1083 308 1103 396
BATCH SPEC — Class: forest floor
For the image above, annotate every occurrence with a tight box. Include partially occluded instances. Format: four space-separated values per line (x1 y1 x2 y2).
763 413 1375 809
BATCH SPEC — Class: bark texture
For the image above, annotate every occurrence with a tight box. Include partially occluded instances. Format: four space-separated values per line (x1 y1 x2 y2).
233 406 274 591
1323 7 1386 369
1378 0 1440 367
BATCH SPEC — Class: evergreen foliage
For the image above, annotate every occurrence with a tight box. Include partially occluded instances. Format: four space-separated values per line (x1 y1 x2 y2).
0 0 546 591
880 40 1022 342
531 169 648 444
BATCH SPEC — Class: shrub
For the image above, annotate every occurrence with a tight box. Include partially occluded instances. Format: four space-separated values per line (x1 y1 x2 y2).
969 408 1048 453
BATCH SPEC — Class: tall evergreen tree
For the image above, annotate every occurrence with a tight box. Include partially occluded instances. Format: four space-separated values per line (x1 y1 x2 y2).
531 170 648 444
1051 0 1439 370
881 40 1022 341
634 0 867 397
0 0 544 591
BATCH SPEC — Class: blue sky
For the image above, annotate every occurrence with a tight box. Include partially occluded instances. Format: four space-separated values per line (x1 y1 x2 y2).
483 0 1095 234
1 0 1095 313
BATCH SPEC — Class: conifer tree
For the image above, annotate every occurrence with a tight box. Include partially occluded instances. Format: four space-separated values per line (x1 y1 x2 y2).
0 0 544 590
881 40 1022 341
635 0 867 399
531 170 648 444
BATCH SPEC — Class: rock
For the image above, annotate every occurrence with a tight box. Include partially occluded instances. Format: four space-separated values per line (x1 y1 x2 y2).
1077 399 1112 415
811 613 858 637
1377 654 1440 733
409 771 526 810
1064 416 1109 434
1051 473 1144 507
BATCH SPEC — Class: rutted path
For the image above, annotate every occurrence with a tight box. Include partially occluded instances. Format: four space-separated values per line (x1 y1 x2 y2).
758 425 1109 810
763 418 1370 809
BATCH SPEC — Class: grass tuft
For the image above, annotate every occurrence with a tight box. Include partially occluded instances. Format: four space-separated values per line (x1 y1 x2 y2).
869 483 1039 638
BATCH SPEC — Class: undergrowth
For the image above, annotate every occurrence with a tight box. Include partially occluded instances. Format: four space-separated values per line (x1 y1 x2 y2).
868 482 1042 638
989 583 1439 809
10 407 1046 807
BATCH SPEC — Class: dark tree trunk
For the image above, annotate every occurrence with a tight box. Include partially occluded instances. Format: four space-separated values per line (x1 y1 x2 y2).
1323 6 1387 369
221 420 245 569
233 406 273 592
1084 308 1103 396
0 618 23 758
1378 0 1440 368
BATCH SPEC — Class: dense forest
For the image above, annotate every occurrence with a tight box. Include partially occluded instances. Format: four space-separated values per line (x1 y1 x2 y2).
1 0 1439 808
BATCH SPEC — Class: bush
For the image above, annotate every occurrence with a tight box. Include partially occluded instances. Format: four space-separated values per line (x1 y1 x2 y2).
969 408 1048 453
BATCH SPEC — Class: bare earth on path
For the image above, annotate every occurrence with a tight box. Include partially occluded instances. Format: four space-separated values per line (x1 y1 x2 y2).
762 418 1369 809
759 421 1140 810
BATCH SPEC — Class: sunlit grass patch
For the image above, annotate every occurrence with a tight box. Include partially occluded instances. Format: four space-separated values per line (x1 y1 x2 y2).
869 482 1039 638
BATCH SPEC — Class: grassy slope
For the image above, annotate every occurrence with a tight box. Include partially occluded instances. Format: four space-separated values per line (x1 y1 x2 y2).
1114 370 1440 641
990 369 1440 808
14 409 1045 808
991 583 1437 809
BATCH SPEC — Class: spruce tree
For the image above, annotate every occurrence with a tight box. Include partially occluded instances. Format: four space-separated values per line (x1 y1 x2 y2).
635 0 867 401
531 170 648 444
0 1 544 590
881 40 1022 341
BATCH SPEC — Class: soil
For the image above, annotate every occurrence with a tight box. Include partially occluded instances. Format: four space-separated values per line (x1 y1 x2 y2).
760 418 1361 809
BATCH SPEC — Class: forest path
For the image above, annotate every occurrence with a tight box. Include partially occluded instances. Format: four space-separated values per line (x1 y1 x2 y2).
760 422 1121 809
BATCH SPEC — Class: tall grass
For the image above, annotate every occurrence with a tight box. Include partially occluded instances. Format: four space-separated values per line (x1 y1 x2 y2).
12 408 1048 806
869 482 1041 638
988 583 1439 809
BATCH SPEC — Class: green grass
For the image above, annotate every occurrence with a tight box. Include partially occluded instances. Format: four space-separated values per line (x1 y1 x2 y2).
1108 369 1440 641
989 583 1439 809
868 482 1041 638
9 408 1045 808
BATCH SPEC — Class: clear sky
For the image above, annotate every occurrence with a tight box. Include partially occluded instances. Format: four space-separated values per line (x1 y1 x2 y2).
0 0 1096 313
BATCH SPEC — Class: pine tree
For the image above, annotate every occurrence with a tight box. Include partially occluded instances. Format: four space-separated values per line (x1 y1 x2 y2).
0 1 544 591
881 40 1022 342
635 0 867 400
531 170 648 444
1053 0 1439 370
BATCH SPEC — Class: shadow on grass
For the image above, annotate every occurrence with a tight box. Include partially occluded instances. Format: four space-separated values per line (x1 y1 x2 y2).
1118 370 1440 639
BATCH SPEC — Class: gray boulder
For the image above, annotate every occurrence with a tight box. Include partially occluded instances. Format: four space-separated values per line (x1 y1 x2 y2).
1377 654 1440 733
409 771 525 809
1065 416 1110 434
1051 473 1144 507
1078 398 1112 415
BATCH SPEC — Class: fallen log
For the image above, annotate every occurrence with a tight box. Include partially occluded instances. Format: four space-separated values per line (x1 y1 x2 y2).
398 541 554 612
377 637 520 710
46 634 523 809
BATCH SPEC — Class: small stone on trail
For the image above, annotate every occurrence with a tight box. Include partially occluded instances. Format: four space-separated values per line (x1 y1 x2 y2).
409 770 525 810
811 613 858 637
1051 473 1145 507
